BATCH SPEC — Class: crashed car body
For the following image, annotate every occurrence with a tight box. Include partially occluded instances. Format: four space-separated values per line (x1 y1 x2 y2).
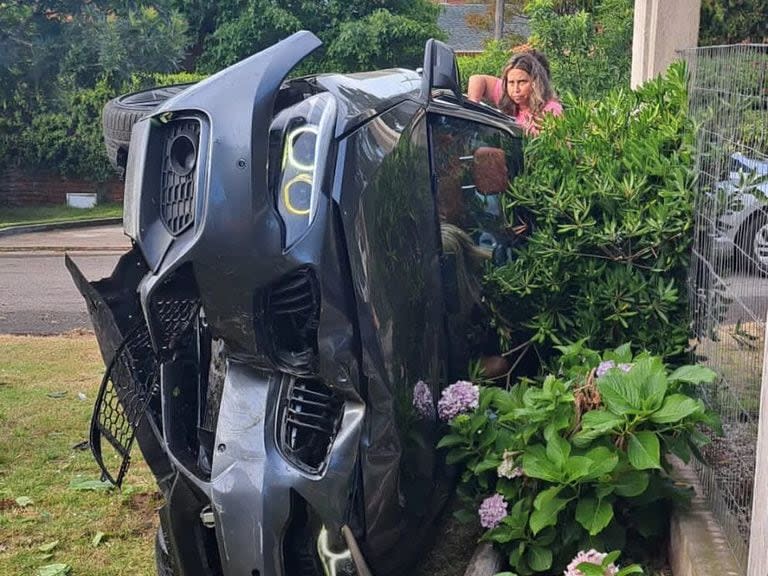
67 31 524 576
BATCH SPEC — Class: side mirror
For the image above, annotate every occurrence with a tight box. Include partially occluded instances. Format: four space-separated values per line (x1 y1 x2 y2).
472 147 508 195
420 38 462 102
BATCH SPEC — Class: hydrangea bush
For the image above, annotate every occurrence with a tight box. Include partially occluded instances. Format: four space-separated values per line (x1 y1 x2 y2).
437 342 719 575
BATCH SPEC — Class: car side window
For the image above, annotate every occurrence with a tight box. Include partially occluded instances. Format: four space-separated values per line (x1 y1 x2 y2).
429 114 523 264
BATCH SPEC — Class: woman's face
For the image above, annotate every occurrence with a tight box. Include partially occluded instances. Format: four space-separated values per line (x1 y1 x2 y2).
506 68 532 107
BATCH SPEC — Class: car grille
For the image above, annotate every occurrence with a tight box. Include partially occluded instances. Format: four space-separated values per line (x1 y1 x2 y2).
280 377 343 473
266 269 319 373
160 119 200 236
149 264 201 354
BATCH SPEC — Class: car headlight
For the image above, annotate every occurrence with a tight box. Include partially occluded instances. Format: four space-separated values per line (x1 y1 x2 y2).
270 92 336 247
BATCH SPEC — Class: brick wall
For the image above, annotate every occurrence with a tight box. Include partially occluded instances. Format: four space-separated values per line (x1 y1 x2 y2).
0 169 123 207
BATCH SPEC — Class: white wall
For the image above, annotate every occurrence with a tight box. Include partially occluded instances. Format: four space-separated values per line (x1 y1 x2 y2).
631 0 701 88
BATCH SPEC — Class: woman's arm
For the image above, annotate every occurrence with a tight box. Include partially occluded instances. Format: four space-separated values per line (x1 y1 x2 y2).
467 75 501 105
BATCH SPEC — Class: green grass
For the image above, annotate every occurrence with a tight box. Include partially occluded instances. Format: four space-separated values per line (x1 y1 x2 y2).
0 334 157 576
0 203 123 230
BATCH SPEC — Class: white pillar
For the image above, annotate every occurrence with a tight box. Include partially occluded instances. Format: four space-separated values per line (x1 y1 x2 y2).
631 0 701 88
748 315 768 576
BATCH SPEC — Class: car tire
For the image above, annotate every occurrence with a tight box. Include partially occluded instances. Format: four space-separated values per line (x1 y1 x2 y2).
738 212 768 276
155 524 176 576
102 85 192 174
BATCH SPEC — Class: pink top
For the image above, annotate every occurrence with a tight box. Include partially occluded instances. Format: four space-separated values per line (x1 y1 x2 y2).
492 78 562 135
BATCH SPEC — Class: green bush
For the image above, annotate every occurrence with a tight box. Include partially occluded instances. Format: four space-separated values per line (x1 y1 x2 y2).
457 41 512 92
438 342 718 575
526 0 633 98
486 62 694 364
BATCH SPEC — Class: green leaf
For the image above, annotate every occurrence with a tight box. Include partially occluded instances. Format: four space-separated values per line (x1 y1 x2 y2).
530 487 568 535
36 565 71 576
38 541 59 553
436 434 466 449
15 496 33 507
527 546 553 571
608 343 633 363
545 434 570 469
474 458 501 474
603 550 621 566
582 446 619 479
650 394 702 424
616 565 645 575
598 372 642 413
68 478 114 491
575 497 614 535
627 431 661 470
668 365 717 385
91 531 105 547
613 469 650 497
581 410 625 432
576 563 607 576
564 455 593 481
522 445 563 482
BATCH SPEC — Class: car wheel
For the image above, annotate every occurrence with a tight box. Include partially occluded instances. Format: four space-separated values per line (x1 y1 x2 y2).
738 213 768 275
155 524 176 576
102 84 192 174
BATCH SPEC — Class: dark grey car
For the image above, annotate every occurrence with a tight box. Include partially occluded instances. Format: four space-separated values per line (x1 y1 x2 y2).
67 31 524 576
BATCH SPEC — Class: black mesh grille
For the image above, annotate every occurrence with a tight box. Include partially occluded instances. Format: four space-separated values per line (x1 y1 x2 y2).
280 378 343 473
90 323 159 486
149 264 201 354
160 119 199 236
266 270 319 372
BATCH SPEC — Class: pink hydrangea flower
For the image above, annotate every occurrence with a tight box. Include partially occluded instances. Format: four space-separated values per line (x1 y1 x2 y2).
437 380 479 421
478 493 508 529
564 549 618 576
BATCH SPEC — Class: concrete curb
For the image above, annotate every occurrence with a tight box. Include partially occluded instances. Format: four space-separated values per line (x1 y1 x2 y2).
0 217 123 238
669 458 742 576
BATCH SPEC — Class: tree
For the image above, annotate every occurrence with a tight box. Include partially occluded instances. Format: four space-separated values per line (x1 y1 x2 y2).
193 0 443 74
699 0 768 45
326 9 444 72
525 0 633 98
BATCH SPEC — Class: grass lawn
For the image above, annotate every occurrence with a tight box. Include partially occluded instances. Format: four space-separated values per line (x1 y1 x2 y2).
0 333 157 576
0 204 123 230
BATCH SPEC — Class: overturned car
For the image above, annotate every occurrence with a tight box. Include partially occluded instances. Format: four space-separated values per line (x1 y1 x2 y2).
67 31 525 576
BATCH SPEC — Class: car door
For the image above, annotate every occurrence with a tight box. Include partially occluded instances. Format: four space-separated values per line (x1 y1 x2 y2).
427 110 524 379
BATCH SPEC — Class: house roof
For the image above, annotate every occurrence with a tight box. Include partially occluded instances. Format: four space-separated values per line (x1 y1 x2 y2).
437 3 530 53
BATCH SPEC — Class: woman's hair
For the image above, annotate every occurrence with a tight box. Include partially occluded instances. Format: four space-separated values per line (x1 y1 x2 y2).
498 52 555 117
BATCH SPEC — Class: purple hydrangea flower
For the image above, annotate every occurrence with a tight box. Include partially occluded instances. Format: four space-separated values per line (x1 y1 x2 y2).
564 549 618 576
596 360 616 377
478 493 508 529
437 380 479 421
412 380 435 419
596 360 633 378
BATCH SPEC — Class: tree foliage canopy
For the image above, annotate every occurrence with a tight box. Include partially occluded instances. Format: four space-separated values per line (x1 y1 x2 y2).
0 0 442 179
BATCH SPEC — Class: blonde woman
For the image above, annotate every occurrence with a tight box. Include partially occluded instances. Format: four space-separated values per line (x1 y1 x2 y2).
467 52 562 135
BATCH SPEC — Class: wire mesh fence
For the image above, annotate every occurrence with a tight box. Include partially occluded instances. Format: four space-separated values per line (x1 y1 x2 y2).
683 44 768 571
